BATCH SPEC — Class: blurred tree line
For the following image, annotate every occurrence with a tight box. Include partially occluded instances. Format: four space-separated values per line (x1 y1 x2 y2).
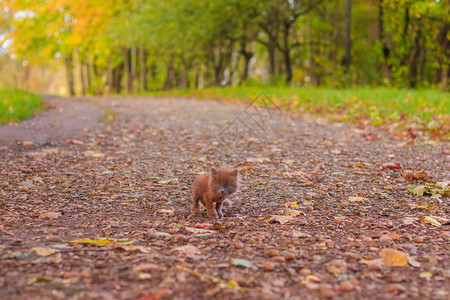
0 0 448 95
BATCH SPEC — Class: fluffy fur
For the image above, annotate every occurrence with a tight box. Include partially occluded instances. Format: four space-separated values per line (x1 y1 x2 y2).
191 168 240 218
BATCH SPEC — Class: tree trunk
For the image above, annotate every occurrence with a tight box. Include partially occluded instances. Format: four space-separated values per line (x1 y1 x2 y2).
139 47 147 92
113 61 124 94
107 57 114 94
342 0 352 72
239 41 253 82
80 56 87 95
65 53 75 96
164 58 175 90
282 22 293 84
124 48 132 94
131 45 137 93
408 24 421 88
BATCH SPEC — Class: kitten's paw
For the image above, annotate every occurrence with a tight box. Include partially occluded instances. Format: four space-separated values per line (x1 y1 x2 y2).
191 206 200 215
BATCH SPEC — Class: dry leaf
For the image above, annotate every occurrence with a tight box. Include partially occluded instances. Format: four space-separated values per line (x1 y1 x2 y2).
264 215 294 225
407 256 421 268
284 201 299 208
159 209 174 216
39 212 62 220
21 141 34 146
348 196 368 203
246 157 270 163
381 248 408 267
379 232 402 242
418 272 433 278
413 171 429 180
283 209 304 217
83 151 105 158
132 263 163 273
422 216 449 227
31 247 57 256
381 162 401 170
70 238 114 247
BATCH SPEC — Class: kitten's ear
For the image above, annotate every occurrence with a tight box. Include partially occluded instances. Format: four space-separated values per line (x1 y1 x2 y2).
211 168 218 176
230 169 239 176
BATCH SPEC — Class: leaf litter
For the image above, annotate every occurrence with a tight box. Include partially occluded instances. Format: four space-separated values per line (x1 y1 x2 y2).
0 96 448 299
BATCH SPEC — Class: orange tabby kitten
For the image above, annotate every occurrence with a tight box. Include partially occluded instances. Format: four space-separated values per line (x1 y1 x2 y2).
191 168 240 218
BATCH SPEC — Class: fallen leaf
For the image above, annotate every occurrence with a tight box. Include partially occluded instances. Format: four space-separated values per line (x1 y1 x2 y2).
116 245 151 253
283 209 304 216
418 272 433 278
193 223 213 229
284 201 299 208
159 209 174 216
39 212 62 220
83 151 105 158
264 215 294 225
348 196 368 203
407 256 421 268
381 248 408 267
68 139 84 145
31 247 57 256
379 232 402 242
132 263 163 273
422 216 449 227
21 141 34 146
282 159 295 164
246 157 270 163
413 171 430 180
408 185 427 196
70 238 114 247
185 227 216 235
231 258 252 268
173 245 202 257
292 230 311 238
381 162 401 170
403 170 414 180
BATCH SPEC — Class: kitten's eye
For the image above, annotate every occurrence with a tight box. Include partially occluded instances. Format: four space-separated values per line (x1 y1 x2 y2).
215 183 220 188
224 183 230 189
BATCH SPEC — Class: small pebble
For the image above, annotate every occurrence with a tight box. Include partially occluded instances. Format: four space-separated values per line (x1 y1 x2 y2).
284 252 295 261
173 234 186 242
234 242 244 249
339 280 354 292
263 262 275 271
387 283 406 293
299 268 311 275
267 249 279 257
34 200 44 205
319 283 335 299
414 236 424 243
271 256 286 263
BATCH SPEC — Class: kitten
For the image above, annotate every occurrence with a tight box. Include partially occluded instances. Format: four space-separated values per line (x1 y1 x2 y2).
191 168 240 218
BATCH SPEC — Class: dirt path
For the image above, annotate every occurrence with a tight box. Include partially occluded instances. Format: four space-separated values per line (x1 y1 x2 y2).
0 96 449 299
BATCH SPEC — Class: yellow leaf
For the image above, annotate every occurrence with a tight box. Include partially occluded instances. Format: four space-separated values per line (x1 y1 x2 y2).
70 238 114 247
381 248 408 267
283 209 304 217
419 272 433 278
83 151 105 158
284 201 299 208
348 197 367 203
422 216 447 227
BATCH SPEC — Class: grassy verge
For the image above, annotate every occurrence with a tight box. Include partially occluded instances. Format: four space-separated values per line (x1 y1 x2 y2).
0 89 44 125
149 86 449 137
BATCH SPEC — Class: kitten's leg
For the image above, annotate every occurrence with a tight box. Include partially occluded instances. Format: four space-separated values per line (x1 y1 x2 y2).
205 197 219 218
191 190 200 215
215 202 224 218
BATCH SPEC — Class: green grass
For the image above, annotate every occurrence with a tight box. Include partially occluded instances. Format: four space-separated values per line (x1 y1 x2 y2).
148 86 449 131
0 89 44 125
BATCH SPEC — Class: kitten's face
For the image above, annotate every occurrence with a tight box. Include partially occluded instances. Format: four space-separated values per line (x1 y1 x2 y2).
211 168 239 196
